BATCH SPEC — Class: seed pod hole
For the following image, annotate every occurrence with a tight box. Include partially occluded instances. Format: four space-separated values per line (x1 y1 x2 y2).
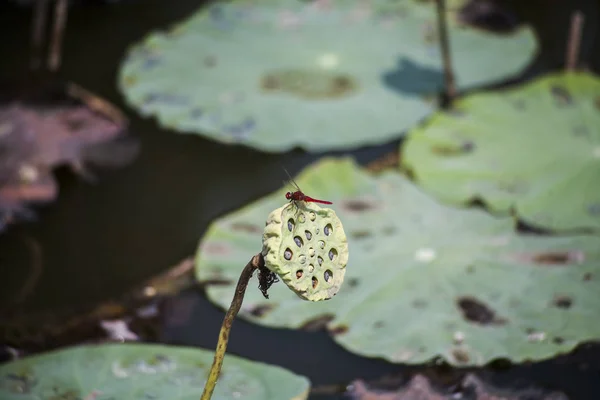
324 269 333 283
298 254 307 264
294 236 304 247
324 223 333 236
329 248 338 261
296 270 303 279
318 240 325 249
308 247 315 257
298 213 306 223
305 230 312 240
309 211 316 221
284 248 293 260
287 219 295 232
315 227 320 234
317 256 323 266
312 277 318 289
308 264 314 273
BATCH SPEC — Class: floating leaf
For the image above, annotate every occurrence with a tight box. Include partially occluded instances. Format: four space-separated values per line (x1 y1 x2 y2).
195 157 600 366
401 72 600 233
0 343 310 400
118 0 536 152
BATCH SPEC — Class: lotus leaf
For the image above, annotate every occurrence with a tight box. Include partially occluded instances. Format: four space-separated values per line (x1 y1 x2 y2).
0 343 310 400
401 72 600 233
118 0 536 152
195 157 600 366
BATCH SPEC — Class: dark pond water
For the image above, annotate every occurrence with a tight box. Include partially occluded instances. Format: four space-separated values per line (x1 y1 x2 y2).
0 0 599 398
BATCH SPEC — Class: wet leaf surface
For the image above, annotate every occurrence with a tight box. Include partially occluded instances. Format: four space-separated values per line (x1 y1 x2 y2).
118 0 536 152
195 157 600 366
0 343 310 400
401 72 600 233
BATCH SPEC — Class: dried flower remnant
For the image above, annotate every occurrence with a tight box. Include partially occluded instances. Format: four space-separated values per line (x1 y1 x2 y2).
0 87 137 232
347 373 568 399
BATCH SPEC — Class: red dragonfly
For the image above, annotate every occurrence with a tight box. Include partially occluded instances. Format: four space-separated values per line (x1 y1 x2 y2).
283 168 332 205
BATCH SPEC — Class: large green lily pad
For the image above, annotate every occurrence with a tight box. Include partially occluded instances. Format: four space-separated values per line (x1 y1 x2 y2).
195 157 600 366
118 0 536 152
401 72 600 233
0 343 310 400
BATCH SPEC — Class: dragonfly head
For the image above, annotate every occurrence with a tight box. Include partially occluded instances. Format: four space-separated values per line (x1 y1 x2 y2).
285 191 292 200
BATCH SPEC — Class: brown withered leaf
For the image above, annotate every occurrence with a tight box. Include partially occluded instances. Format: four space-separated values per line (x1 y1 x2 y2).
348 373 568 400
0 82 138 232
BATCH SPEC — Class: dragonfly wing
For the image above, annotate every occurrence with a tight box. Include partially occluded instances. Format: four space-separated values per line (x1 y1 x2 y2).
282 166 302 191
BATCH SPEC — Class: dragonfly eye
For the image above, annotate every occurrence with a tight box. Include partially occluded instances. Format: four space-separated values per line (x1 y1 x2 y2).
285 192 292 199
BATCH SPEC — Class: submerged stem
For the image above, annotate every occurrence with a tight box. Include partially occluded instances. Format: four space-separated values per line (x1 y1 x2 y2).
48 0 68 72
565 10 584 71
200 253 264 400
435 0 456 106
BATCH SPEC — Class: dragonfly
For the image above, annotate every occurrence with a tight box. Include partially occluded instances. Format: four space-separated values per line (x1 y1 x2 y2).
283 167 332 206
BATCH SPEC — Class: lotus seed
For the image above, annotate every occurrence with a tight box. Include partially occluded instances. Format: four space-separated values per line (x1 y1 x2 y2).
324 269 333 282
308 264 314 273
317 256 323 266
305 230 312 240
284 248 293 260
312 277 318 289
294 236 303 247
315 227 320 234
296 270 303 279
298 213 306 223
324 223 332 236
287 219 295 231
298 254 306 264
309 211 316 221
329 248 338 261
318 240 325 249
308 247 315 257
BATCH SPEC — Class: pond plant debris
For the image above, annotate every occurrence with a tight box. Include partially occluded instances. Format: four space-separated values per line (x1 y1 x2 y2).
347 373 568 400
118 0 536 152
0 256 197 355
0 82 138 233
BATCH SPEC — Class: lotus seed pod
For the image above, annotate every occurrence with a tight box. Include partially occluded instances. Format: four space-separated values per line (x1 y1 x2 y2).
262 202 348 301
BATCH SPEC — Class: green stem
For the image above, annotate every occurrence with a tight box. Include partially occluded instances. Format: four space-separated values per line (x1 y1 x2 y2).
200 253 263 400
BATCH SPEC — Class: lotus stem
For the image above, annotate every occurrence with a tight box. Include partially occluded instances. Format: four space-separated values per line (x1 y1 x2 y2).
48 0 68 72
435 0 456 106
200 253 264 400
31 0 49 70
566 10 584 71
